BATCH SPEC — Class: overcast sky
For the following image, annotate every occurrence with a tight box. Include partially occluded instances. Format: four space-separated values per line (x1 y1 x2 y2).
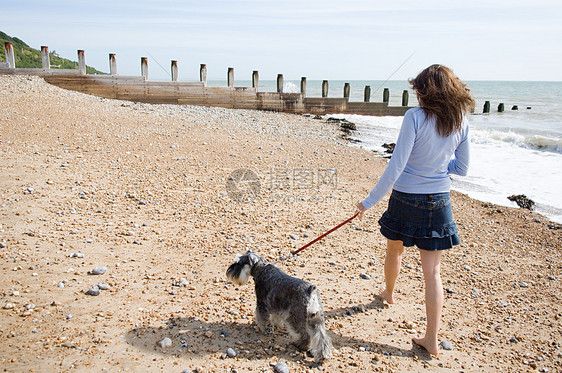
3 0 562 81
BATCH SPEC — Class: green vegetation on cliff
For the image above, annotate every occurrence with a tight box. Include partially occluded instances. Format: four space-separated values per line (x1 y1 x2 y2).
0 31 106 74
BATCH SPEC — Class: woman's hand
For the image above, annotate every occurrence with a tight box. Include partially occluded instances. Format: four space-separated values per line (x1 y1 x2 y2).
356 202 367 220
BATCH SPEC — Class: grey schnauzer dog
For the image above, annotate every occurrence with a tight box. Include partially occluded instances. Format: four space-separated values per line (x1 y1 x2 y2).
226 250 333 362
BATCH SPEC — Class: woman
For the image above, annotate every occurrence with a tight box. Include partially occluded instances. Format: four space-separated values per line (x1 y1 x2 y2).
356 64 475 355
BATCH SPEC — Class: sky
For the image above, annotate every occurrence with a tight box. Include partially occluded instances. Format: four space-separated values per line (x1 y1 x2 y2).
3 0 562 82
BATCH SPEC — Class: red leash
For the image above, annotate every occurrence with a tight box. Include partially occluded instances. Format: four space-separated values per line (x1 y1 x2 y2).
291 212 359 256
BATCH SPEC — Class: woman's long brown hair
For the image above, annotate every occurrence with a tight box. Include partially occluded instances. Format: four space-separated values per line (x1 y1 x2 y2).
409 64 475 137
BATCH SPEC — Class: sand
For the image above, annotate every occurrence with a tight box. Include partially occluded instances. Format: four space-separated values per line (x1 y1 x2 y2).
0 75 560 372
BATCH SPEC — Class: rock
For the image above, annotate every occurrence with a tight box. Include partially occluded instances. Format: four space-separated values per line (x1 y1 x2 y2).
382 143 396 154
69 253 84 258
90 266 107 275
273 362 290 373
519 282 529 288
3 303 14 309
402 321 415 329
360 273 372 280
226 347 237 358
289 234 299 240
327 117 357 131
340 121 357 131
158 337 172 348
97 283 110 290
57 282 64 288
173 278 189 287
0 242 5 248
86 285 100 296
507 194 535 210
440 340 453 350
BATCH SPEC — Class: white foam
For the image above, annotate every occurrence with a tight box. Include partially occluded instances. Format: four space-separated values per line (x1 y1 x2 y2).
471 128 562 153
283 82 300 93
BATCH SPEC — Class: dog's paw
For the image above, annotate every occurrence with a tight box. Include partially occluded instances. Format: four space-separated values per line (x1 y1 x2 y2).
256 322 274 335
264 324 274 335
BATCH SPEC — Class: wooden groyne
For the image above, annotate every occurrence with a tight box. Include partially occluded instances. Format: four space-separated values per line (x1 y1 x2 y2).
0 43 413 116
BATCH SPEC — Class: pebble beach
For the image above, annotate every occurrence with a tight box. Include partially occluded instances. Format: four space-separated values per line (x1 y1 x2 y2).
1 75 561 372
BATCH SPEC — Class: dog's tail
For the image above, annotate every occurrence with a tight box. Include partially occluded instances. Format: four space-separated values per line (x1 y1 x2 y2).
306 286 333 362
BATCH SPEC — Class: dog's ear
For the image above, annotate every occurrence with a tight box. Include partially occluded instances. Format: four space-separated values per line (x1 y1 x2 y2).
246 251 265 267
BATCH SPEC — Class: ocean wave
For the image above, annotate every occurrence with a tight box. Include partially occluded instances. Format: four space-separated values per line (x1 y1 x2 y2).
471 128 562 153
283 82 300 93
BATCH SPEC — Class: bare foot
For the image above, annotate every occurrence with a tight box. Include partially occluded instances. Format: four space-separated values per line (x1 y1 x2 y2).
412 336 439 356
377 288 396 304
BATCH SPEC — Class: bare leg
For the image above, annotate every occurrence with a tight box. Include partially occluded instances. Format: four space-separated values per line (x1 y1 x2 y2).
378 239 405 304
413 249 443 356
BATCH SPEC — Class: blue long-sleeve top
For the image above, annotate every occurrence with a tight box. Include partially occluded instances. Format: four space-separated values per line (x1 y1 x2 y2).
361 107 470 210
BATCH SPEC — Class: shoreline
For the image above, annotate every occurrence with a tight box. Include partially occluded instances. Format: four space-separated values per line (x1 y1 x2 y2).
328 111 562 225
1 75 561 372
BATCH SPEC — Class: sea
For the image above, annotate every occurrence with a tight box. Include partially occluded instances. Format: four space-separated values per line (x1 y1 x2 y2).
208 80 562 223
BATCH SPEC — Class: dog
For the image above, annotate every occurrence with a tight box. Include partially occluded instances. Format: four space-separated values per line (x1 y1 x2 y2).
226 250 333 363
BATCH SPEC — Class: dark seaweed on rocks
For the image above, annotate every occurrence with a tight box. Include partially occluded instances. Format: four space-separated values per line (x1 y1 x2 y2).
382 143 396 154
326 117 357 131
326 117 360 143
508 194 535 210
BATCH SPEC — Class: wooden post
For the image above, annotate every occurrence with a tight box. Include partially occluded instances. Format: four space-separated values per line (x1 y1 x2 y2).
300 77 307 97
171 60 178 81
4 42 15 68
227 67 234 88
78 50 86 74
109 53 117 75
483 101 490 113
498 103 504 112
141 57 148 79
322 80 328 98
200 64 207 86
343 83 350 99
277 74 283 93
41 46 50 69
364 86 371 102
401 90 409 106
252 70 259 91
383 88 389 103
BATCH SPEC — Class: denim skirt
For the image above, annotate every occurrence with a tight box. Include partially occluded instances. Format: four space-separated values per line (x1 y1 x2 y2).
379 190 460 251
